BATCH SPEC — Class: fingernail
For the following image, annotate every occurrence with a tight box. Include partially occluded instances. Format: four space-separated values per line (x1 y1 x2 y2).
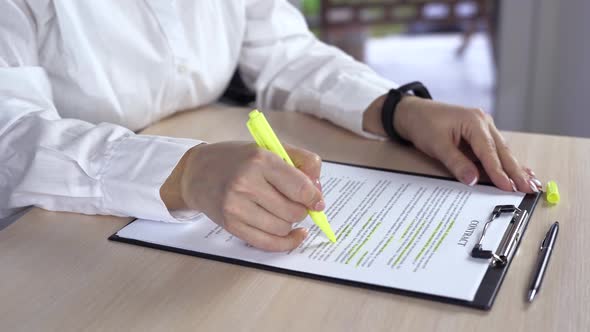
461 169 478 186
301 228 309 239
509 179 518 192
314 178 322 192
313 199 326 211
532 177 542 189
529 180 540 193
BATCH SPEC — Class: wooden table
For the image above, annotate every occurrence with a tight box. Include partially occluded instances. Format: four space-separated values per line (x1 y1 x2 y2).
1 105 588 331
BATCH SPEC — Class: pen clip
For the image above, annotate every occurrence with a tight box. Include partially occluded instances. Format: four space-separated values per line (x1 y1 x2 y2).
540 231 551 251
540 223 558 251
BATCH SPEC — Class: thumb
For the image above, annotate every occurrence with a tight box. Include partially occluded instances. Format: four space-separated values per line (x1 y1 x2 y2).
285 144 322 180
436 142 480 186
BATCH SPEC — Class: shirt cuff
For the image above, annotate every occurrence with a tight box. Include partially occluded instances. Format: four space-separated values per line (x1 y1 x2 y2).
320 71 397 140
99 134 204 223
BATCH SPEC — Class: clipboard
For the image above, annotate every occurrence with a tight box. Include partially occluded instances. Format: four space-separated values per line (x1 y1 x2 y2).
109 161 541 310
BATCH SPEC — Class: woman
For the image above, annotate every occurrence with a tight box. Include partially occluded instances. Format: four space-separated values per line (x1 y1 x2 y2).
0 1 541 251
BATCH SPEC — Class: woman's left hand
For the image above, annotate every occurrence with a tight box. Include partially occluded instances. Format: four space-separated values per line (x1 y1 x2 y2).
363 95 542 193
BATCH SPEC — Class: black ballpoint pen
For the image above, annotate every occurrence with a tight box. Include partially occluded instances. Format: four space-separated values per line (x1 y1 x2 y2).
528 222 559 302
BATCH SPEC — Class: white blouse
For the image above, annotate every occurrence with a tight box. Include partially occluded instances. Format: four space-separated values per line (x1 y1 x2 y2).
0 0 395 222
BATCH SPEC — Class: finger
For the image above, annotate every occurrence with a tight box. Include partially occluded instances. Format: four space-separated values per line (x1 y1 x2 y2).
464 120 512 191
524 167 537 178
251 181 308 224
523 167 543 191
226 219 308 252
487 124 537 193
263 156 324 211
433 141 480 186
237 200 294 236
285 144 323 189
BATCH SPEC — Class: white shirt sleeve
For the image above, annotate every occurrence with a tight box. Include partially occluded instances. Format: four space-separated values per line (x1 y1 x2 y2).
239 0 397 139
0 2 200 222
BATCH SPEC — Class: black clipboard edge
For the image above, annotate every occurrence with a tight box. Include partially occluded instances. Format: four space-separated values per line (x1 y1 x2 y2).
471 192 541 309
108 160 541 310
109 232 483 309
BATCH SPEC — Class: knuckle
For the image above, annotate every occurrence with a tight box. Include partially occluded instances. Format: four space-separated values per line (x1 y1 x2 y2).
464 111 484 128
485 136 497 150
471 129 495 152
247 147 269 165
472 107 486 119
223 218 238 234
483 135 496 149
309 152 322 166
221 195 240 219
476 140 495 156
496 139 510 153
275 224 292 237
227 176 253 198
463 113 480 128
288 206 308 223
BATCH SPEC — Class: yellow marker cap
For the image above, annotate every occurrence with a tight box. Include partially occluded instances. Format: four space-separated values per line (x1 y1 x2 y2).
546 180 560 204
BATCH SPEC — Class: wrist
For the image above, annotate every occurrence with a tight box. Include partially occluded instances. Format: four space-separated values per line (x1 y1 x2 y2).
160 146 193 211
362 94 387 137
393 95 421 142
363 93 423 143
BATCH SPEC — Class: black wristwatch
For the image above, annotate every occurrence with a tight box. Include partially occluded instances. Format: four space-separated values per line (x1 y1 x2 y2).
381 81 432 143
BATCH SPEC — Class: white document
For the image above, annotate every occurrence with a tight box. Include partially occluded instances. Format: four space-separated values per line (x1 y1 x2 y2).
115 162 525 301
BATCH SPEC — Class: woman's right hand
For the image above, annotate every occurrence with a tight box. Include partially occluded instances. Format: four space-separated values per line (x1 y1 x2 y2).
160 141 325 252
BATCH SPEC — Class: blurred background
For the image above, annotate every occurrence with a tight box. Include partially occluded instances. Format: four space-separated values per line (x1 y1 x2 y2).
288 0 590 138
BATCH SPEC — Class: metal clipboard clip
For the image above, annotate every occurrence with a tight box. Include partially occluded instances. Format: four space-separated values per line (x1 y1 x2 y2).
471 205 529 267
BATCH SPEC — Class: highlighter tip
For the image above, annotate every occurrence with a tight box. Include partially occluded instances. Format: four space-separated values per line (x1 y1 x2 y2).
308 210 337 243
327 232 337 243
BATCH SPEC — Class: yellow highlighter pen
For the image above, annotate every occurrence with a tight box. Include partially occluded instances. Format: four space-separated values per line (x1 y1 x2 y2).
247 110 337 243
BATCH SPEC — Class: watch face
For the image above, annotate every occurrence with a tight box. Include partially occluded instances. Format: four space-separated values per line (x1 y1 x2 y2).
399 82 432 99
